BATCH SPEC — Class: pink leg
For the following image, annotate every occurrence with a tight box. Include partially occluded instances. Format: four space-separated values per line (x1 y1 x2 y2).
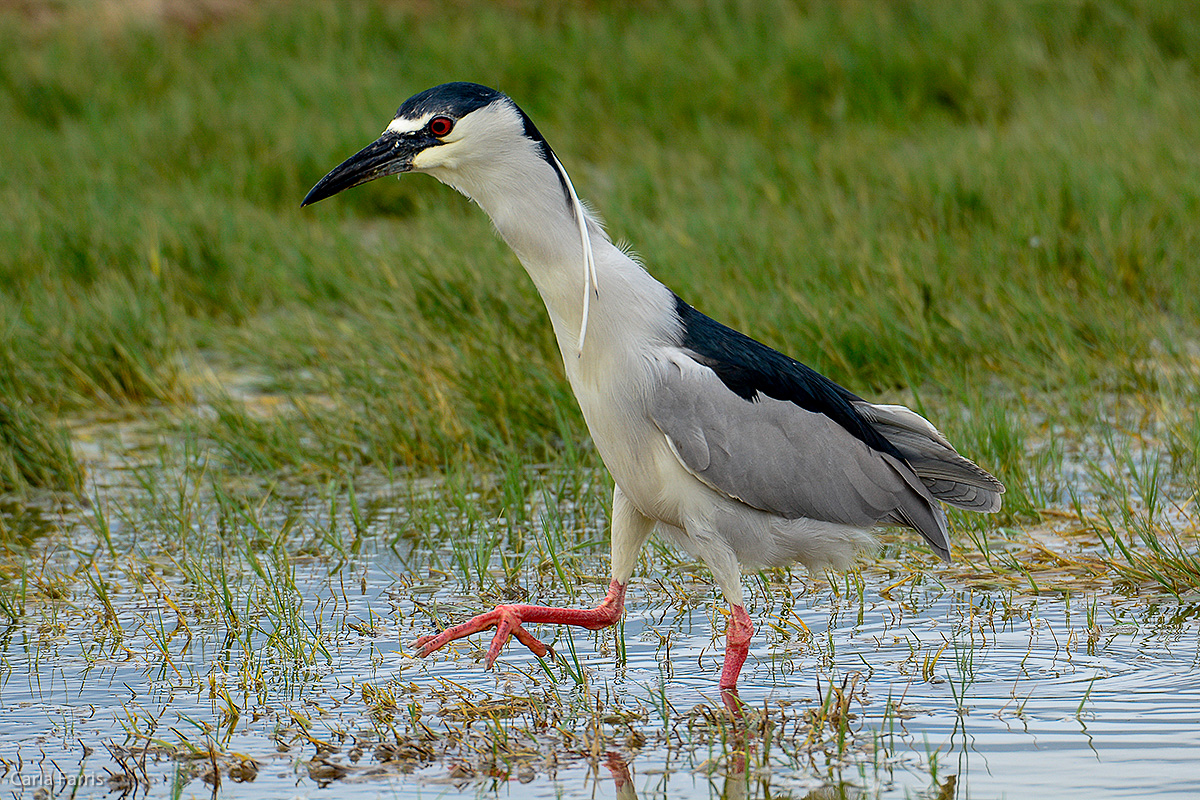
719 604 754 714
415 579 626 668
605 752 633 795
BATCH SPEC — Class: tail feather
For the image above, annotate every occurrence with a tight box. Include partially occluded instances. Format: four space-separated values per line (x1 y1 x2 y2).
856 402 1005 513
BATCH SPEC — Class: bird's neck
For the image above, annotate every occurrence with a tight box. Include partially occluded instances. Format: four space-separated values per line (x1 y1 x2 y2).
437 153 675 361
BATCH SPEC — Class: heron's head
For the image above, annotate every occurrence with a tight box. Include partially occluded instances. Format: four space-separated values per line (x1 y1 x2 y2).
301 82 556 207
302 82 600 352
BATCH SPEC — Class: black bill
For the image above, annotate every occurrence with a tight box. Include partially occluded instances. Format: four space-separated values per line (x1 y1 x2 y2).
301 131 430 207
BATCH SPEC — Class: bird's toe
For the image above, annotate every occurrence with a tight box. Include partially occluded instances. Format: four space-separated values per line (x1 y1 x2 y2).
485 608 552 666
416 604 556 664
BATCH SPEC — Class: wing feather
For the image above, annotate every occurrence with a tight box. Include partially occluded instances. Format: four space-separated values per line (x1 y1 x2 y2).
650 354 952 557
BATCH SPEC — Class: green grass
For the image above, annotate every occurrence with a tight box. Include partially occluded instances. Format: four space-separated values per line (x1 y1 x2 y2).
1 0 1199 558
0 399 83 494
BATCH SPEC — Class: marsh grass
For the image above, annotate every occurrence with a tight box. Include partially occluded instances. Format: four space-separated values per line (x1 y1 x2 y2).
0 400 82 494
2 0 1199 488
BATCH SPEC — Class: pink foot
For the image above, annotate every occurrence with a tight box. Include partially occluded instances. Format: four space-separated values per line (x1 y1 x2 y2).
719 604 753 714
415 579 626 668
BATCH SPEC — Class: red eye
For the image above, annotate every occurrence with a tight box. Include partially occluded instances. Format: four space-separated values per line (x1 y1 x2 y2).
428 116 454 137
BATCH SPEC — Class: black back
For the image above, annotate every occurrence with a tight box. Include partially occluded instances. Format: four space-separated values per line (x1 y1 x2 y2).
674 296 905 461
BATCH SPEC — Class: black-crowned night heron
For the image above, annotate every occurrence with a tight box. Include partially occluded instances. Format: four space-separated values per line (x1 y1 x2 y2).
302 82 1003 705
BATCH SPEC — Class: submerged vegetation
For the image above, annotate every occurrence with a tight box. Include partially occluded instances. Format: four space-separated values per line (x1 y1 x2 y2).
2 0 1200 797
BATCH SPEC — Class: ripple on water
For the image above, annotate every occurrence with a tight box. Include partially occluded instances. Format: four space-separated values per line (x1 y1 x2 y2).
3 510 1200 799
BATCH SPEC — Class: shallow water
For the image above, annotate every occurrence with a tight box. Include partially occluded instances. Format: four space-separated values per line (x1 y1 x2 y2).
2 469 1199 800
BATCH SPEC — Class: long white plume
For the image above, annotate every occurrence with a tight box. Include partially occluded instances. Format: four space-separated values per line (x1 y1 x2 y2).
550 153 599 357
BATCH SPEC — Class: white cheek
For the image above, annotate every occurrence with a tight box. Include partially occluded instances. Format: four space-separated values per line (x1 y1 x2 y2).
411 147 445 171
412 139 466 172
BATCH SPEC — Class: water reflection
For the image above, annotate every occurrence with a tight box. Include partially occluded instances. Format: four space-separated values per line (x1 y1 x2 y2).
602 741 875 800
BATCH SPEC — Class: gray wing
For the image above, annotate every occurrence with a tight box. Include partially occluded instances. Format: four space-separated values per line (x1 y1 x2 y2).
649 355 952 559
